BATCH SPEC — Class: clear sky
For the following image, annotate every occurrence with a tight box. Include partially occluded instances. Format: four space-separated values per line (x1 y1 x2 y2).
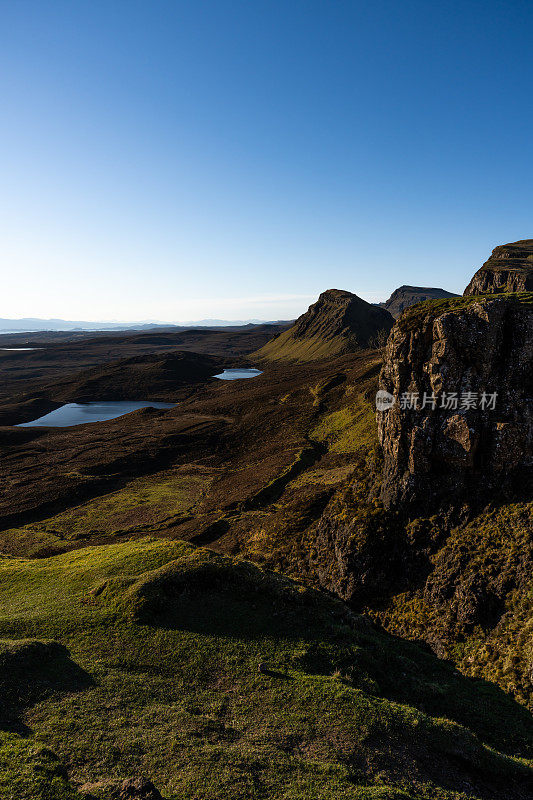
1 0 532 322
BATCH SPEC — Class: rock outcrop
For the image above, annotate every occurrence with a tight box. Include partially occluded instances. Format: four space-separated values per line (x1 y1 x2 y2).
312 290 533 708
256 289 394 362
464 239 533 295
378 285 459 318
376 294 533 512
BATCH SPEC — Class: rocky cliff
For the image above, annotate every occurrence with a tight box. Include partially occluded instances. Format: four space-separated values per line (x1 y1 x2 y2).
376 294 533 512
378 285 459 318
256 289 394 362
464 239 533 295
311 289 533 709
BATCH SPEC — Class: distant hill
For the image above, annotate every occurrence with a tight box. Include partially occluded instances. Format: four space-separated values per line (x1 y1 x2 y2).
464 239 533 294
256 289 394 362
378 285 459 318
0 317 291 334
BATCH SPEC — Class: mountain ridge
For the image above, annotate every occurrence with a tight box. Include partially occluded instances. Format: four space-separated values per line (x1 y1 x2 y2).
257 289 394 362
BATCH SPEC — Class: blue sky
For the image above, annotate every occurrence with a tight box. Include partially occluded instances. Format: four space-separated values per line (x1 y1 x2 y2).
1 0 532 322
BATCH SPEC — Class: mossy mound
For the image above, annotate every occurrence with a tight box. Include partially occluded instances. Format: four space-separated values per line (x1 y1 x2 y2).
122 548 331 623
0 539 531 798
0 639 93 732
0 734 77 800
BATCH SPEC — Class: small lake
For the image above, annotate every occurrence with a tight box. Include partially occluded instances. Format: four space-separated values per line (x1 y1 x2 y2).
214 368 263 380
0 347 41 351
17 401 175 428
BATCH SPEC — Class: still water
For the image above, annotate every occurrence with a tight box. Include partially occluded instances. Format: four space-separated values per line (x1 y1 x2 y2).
17 401 174 428
214 368 263 380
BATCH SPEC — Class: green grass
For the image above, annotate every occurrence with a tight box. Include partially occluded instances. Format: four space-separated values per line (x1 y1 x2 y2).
0 468 212 557
256 329 353 362
0 733 79 800
310 397 377 454
42 470 209 537
0 538 531 799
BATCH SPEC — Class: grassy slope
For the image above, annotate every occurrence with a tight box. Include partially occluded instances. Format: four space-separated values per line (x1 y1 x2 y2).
0 466 212 557
0 353 382 572
1 344 529 718
255 329 352 362
310 396 377 455
0 538 532 800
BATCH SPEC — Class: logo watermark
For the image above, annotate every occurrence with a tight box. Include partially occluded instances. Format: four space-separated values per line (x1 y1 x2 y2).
375 390 396 411
376 390 498 411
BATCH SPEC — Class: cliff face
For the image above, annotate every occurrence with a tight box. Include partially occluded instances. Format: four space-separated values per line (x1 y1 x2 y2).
312 292 533 707
464 240 533 295
379 285 459 318
376 294 533 512
256 289 393 362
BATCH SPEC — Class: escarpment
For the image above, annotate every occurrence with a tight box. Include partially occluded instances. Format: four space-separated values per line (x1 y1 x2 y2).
464 239 533 295
377 294 533 512
312 289 533 708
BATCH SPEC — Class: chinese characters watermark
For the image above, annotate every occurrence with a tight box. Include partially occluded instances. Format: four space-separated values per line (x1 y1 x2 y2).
376 390 497 412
